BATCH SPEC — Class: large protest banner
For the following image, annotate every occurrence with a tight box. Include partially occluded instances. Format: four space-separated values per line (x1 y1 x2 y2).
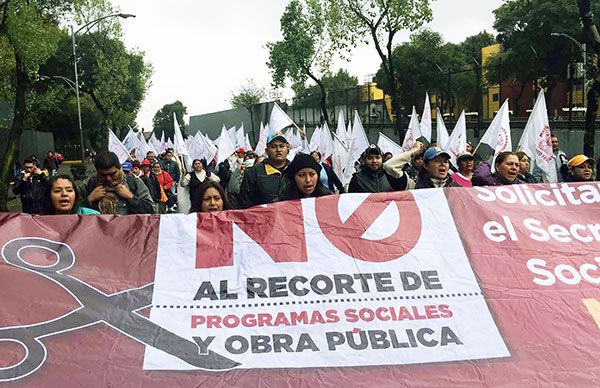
1 183 599 386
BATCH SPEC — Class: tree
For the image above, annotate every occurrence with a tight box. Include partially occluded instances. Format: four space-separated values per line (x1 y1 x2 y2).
0 0 77 211
579 0 600 157
373 29 477 117
489 0 600 113
267 0 343 125
230 79 266 143
327 0 433 134
152 101 187 140
292 68 358 109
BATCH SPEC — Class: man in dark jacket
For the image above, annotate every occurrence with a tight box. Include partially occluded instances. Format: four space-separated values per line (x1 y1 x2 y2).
161 150 181 186
79 151 155 215
348 143 424 193
238 133 290 208
12 157 47 214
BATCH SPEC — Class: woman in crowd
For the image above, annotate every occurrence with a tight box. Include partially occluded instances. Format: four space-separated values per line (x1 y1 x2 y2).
472 151 525 186
515 151 538 183
190 181 230 213
152 162 174 214
44 151 58 176
180 159 220 204
566 155 595 182
42 175 100 215
309 151 345 193
414 147 459 189
450 152 475 187
279 153 331 201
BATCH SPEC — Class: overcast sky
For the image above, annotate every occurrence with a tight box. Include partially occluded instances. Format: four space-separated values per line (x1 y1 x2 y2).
113 0 504 131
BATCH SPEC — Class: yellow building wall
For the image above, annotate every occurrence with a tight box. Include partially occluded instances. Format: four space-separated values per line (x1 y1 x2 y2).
482 43 502 120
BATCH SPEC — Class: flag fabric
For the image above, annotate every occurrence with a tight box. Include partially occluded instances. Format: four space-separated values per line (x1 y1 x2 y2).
517 90 557 182
336 110 349 146
165 138 174 152
236 125 246 149
173 113 192 170
227 126 237 146
149 132 160 153
436 108 449 149
216 125 236 165
478 99 512 160
402 106 420 151
377 132 403 157
309 126 322 153
319 122 334 160
122 128 144 161
269 102 295 134
108 129 130 164
332 133 350 187
159 132 166 153
348 110 369 165
446 111 468 167
419 92 432 143
254 122 269 155
136 131 151 161
244 133 253 153
202 133 218 163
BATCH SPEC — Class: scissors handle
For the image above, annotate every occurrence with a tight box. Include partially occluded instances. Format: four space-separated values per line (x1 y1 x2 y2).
2 238 74 273
0 329 46 382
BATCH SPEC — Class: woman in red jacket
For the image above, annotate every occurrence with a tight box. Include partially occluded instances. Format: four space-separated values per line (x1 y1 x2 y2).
152 162 174 213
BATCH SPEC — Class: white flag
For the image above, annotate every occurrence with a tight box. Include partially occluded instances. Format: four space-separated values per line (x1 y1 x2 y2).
149 132 160 152
436 108 449 148
159 131 166 153
217 125 236 165
420 92 432 142
146 140 158 157
108 129 130 164
254 122 268 155
135 130 150 161
336 110 349 146
236 125 246 149
122 128 144 161
402 106 420 151
173 113 191 170
319 122 334 160
227 125 237 145
478 99 512 158
309 125 322 152
446 110 467 167
348 110 369 165
332 133 350 187
377 132 402 157
518 90 557 182
202 133 218 163
245 133 253 152
269 102 295 134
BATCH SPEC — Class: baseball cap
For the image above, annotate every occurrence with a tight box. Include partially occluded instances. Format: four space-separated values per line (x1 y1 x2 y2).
141 159 151 166
121 161 133 172
267 132 289 145
236 147 246 153
364 144 382 156
456 151 475 161
568 155 595 168
423 147 451 162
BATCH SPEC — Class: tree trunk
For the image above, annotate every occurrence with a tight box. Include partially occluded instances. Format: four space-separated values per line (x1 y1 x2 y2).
307 71 329 125
0 47 28 211
579 0 600 157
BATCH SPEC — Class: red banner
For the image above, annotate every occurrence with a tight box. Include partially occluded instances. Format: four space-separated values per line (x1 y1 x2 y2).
1 183 599 386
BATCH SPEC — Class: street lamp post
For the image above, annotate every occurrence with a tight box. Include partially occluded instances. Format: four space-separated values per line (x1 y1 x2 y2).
71 13 136 161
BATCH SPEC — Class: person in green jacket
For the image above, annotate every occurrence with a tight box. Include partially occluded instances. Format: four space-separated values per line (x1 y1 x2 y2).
238 133 290 208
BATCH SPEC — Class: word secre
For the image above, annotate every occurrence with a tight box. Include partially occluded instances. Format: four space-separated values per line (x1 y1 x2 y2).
193 271 443 300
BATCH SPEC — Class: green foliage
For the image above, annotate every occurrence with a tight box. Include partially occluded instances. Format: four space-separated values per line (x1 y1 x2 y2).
230 79 266 109
152 100 186 140
292 68 358 108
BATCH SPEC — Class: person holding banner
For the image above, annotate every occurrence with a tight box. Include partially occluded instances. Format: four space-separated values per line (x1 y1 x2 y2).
42 175 100 215
472 152 524 186
79 151 155 215
238 133 290 208
565 155 595 182
414 147 460 189
189 181 230 213
348 142 424 193
279 153 332 201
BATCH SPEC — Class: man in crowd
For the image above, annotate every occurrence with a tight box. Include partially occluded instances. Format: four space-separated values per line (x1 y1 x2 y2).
238 133 290 208
161 149 181 188
348 142 424 193
12 157 47 214
79 151 155 215
551 135 568 181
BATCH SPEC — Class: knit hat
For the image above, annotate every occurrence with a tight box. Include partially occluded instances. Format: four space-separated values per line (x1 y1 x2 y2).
285 153 322 178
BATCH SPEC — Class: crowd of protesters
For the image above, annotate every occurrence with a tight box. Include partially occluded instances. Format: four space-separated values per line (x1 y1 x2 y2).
10 133 598 216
